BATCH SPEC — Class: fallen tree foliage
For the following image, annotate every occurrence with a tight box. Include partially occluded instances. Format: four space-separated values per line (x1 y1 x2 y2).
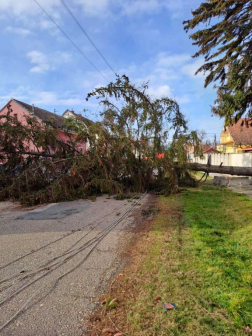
0 76 202 205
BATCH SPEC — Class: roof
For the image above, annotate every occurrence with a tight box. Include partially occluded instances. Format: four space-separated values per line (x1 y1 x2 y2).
241 147 252 151
75 113 94 127
185 144 218 154
62 109 94 127
13 99 65 128
225 118 252 146
200 144 219 153
203 147 219 153
201 144 211 153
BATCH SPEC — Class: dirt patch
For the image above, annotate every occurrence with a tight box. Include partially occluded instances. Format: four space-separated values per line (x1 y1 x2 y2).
85 194 159 335
0 201 20 214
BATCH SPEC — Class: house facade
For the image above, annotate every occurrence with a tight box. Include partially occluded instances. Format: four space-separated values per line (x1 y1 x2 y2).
0 99 91 154
217 119 252 153
62 109 94 150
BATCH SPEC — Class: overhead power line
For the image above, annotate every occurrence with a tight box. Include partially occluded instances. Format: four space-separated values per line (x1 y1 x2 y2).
33 0 109 82
60 0 116 76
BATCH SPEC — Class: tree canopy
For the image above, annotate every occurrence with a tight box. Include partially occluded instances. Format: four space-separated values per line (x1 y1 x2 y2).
0 76 201 205
184 0 252 125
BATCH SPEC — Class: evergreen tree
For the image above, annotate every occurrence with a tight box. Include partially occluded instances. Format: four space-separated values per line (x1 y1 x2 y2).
184 0 252 125
0 76 201 205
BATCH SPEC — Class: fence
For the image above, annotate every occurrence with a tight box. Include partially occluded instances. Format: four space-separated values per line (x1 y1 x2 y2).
189 153 252 168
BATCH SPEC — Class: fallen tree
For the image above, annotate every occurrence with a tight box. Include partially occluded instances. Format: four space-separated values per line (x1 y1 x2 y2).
0 76 203 205
189 164 252 177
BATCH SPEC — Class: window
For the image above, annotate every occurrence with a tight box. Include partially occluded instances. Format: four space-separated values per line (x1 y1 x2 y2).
14 114 18 119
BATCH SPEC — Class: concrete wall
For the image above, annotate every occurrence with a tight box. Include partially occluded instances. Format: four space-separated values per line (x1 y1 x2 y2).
190 153 252 167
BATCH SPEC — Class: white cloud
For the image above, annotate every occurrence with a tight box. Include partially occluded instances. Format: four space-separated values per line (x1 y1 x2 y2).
5 26 32 36
38 19 56 31
30 66 48 73
82 80 93 88
32 91 86 106
1 47 212 120
0 0 110 18
182 58 205 78
175 94 191 104
74 0 110 16
33 91 58 104
27 51 50 73
120 0 185 16
0 86 30 105
157 53 191 67
27 51 47 65
0 86 90 109
121 0 163 15
153 67 179 80
0 0 59 16
80 51 210 106
27 50 72 73
118 64 137 76
118 52 188 87
59 98 83 105
48 0 185 18
115 52 210 103
57 52 72 63
147 85 171 98
0 0 196 19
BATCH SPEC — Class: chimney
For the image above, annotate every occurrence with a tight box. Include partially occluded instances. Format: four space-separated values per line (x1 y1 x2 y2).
32 104 35 115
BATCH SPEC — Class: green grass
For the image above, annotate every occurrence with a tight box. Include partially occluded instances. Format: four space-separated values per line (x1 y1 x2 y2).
183 188 252 326
126 187 252 335
190 171 213 185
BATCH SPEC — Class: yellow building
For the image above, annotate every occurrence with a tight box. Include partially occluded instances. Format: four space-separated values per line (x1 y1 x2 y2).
217 119 252 153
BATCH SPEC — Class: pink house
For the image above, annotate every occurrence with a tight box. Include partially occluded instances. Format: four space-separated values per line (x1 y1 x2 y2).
0 99 90 155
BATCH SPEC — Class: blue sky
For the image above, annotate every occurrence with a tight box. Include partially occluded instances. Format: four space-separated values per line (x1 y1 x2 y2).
0 0 224 141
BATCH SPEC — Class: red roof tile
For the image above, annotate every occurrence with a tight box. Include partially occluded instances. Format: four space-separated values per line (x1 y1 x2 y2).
226 118 252 146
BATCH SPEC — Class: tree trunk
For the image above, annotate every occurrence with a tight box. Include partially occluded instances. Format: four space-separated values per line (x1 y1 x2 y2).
190 164 252 176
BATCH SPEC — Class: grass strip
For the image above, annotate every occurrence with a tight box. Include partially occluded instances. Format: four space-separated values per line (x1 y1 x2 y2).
126 188 252 335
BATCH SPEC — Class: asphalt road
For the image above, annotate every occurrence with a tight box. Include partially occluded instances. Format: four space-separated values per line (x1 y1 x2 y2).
0 194 149 335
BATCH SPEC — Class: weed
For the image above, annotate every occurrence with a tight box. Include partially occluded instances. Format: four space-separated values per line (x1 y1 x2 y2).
104 298 118 309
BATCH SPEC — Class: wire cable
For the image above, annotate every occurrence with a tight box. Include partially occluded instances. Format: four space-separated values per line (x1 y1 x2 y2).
0 200 133 295
0 192 146 331
33 0 109 82
0 196 142 299
60 0 116 76
0 201 125 272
